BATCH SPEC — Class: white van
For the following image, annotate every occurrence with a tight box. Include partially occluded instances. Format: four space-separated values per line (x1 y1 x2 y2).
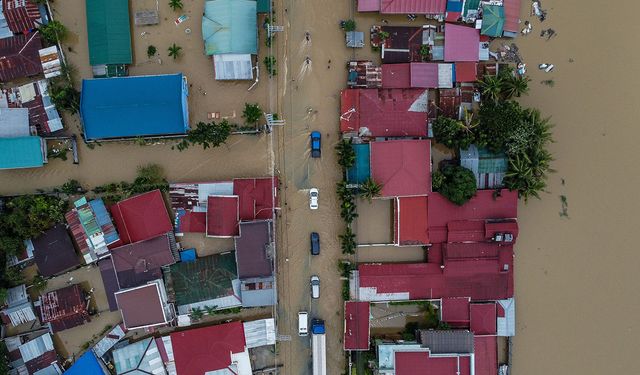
298 311 309 336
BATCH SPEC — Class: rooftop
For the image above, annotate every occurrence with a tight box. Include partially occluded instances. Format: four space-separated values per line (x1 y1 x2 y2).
0 136 44 170
0 79 63 134
206 195 240 237
470 303 497 335
419 330 474 354
0 107 29 137
32 224 80 277
0 32 42 82
444 23 480 62
98 259 120 311
344 302 370 351
64 350 107 375
113 337 167 375
380 0 447 14
370 140 431 198
235 220 273 279
395 196 429 246
395 350 471 375
39 284 89 332
111 234 177 289
80 74 189 141
66 197 120 263
115 281 172 330
110 190 173 245
202 0 257 55
85 0 132 66
2 0 41 34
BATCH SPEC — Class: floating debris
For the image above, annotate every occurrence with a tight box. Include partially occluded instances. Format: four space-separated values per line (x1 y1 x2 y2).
540 79 555 87
540 28 557 40
531 1 547 22
521 21 532 35
559 195 569 218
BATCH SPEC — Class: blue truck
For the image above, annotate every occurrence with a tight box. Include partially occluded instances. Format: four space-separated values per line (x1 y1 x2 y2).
311 319 326 375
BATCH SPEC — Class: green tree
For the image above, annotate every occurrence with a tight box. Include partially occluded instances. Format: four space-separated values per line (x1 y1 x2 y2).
342 19 356 32
49 83 80 114
0 236 23 257
129 164 167 194
0 288 7 304
264 56 277 77
168 0 183 11
336 180 353 202
339 226 356 254
39 20 67 43
178 120 232 150
3 195 66 239
59 179 83 195
4 267 24 287
190 307 204 320
477 74 503 103
31 274 48 293
335 139 356 169
502 74 531 99
432 117 475 150
431 170 444 191
359 178 382 202
168 43 182 60
476 100 524 152
242 103 262 125
147 45 157 58
438 165 477 206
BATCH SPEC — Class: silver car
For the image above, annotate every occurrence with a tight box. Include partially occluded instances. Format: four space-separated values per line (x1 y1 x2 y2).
310 275 320 299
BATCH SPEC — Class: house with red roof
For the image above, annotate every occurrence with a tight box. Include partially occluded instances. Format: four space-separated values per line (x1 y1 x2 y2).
444 23 480 62
344 302 370 351
110 189 173 245
0 32 43 83
371 140 431 198
114 280 174 330
1 0 42 34
359 0 446 14
38 284 90 332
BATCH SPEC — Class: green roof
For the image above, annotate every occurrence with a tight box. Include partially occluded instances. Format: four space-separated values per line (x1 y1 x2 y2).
477 148 508 174
85 0 132 65
257 0 270 13
0 137 44 170
202 0 257 55
463 0 481 16
170 252 238 306
481 4 505 37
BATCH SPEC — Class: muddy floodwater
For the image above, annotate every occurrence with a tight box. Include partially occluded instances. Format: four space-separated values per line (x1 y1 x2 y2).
0 0 638 374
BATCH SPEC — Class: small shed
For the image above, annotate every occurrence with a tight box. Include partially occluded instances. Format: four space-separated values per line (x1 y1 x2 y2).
213 54 253 80
346 31 365 48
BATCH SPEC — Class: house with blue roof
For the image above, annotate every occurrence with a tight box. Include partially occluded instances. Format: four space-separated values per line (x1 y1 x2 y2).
79 73 189 141
64 351 109 375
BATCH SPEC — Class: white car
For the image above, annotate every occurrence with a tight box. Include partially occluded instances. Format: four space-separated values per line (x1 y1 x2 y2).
309 188 319 210
310 276 320 299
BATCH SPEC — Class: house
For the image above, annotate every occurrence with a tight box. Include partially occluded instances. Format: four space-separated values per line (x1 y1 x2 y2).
171 321 252 375
0 108 29 137
340 89 429 137
110 190 173 244
79 74 189 141
65 197 120 264
32 224 80 277
112 337 173 375
370 140 431 198
381 63 454 89
110 234 178 289
0 32 42 82
0 285 36 327
344 302 370 351
455 62 477 82
460 145 509 189
168 252 242 315
92 323 126 359
4 332 62 375
202 0 257 80
481 4 505 38
235 221 276 307
85 0 132 76
347 61 382 89
502 0 521 37
379 26 424 64
64 351 109 375
38 284 90 332
0 136 45 170
0 79 64 134
1 0 42 35
443 23 480 62
114 280 174 330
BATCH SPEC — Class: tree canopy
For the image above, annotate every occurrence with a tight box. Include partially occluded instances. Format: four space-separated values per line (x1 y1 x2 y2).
432 116 476 150
436 165 477 206
177 120 232 151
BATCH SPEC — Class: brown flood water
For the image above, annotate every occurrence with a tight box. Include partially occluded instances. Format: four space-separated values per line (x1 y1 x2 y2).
0 0 638 374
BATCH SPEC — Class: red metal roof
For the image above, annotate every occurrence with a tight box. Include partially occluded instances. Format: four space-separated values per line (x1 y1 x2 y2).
39 284 89 332
178 211 207 233
474 336 498 375
470 303 497 335
340 89 360 133
427 190 518 244
370 140 431 197
358 0 381 11
410 63 439 88
395 196 429 245
395 351 471 375
441 297 470 327
380 0 447 14
110 190 173 244
2 0 40 34
455 62 477 82
444 242 500 261
484 220 518 241
233 177 278 220
444 23 480 62
171 321 246 375
0 33 43 82
503 0 522 33
382 64 411 88
344 302 370 350
111 234 176 289
446 220 486 243
206 196 240 237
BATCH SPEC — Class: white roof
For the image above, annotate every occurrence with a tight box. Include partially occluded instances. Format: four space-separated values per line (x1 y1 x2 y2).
243 318 276 348
0 108 30 137
437 64 454 88
19 333 54 363
38 46 62 79
213 54 253 81
497 298 515 337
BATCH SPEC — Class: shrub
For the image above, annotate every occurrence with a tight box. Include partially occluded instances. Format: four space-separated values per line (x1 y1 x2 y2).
242 103 262 125
39 20 67 43
359 178 382 202
438 165 477 206
432 117 476 150
342 19 356 32
178 120 232 151
264 56 277 77
336 139 356 169
147 45 157 58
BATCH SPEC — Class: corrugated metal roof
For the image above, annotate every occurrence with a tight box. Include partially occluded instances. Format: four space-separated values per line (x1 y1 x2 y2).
358 0 380 11
213 54 253 80
64 351 107 375
382 63 411 88
395 196 429 245
380 0 447 14
503 0 521 33
0 107 29 137
206 195 240 237
202 0 257 55
444 23 480 62
370 140 431 198
111 234 176 289
38 46 62 78
419 330 474 354
39 284 89 332
113 338 167 375
0 32 42 82
93 323 125 358
234 220 273 278
115 281 169 329
240 277 275 307
2 0 40 34
496 298 515 336
410 63 439 88
481 4 505 37
470 303 497 335
243 318 276 348
344 302 370 351
0 136 43 169
85 0 132 65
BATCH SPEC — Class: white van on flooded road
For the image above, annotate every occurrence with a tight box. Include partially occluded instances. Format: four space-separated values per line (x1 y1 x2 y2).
298 311 308 336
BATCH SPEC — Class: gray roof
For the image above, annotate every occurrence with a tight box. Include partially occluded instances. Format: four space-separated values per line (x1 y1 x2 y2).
113 338 167 375
243 318 276 349
240 277 275 307
418 330 474 354
93 324 126 358
0 108 30 137
346 31 365 48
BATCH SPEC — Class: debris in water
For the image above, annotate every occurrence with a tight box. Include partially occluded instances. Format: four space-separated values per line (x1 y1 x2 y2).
544 64 554 72
539 63 548 69
540 79 555 87
559 195 569 218
521 21 532 35
305 31 311 41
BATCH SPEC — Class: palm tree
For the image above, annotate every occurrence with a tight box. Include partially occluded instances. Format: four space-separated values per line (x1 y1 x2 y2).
336 180 353 201
168 43 182 60
502 74 531 99
190 307 204 320
339 227 357 254
335 139 356 169
340 199 358 223
204 305 217 315
169 0 183 11
359 178 383 202
477 74 503 102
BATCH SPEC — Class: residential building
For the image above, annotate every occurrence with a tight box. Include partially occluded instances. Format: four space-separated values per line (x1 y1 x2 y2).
79 74 189 141
112 337 171 375
370 140 431 198
443 23 480 62
0 79 64 134
110 190 173 244
1 0 42 35
38 284 90 333
460 145 508 189
85 0 132 77
32 224 80 277
114 280 174 330
0 285 36 327
65 197 120 264
4 332 62 375
344 302 370 351
64 351 109 375
0 136 45 170
235 221 276 307
0 32 42 82
110 234 178 289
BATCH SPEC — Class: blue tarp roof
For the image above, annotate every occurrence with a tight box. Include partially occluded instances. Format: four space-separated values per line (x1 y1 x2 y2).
347 143 371 184
80 73 189 140
64 351 105 375
180 248 197 262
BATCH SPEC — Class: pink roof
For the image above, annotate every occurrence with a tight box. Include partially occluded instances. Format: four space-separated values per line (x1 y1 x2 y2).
206 196 240 237
344 302 370 350
233 177 278 220
370 140 431 197
380 0 447 14
410 63 439 88
341 89 428 137
110 190 173 245
503 0 522 33
441 297 470 327
470 303 497 335
395 351 471 375
444 23 480 62
382 64 411 88
171 321 246 375
395 196 429 245
455 62 477 82
474 336 498 375
428 190 518 244
358 0 381 11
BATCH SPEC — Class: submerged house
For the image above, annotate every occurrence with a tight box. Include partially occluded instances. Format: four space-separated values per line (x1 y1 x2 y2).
38 284 90 333
79 74 189 141
65 197 120 264
0 284 36 327
202 0 257 80
85 0 132 77
4 332 62 375
115 280 175 330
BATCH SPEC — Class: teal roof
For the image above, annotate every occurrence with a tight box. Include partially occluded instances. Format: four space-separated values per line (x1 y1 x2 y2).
257 0 270 13
0 137 43 170
463 0 480 16
85 0 132 65
202 0 258 55
477 148 508 173
481 4 505 37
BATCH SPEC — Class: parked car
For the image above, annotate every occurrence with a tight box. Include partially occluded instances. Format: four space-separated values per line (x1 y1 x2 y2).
309 188 319 210
310 131 321 158
298 311 308 336
310 232 320 255
310 275 320 299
